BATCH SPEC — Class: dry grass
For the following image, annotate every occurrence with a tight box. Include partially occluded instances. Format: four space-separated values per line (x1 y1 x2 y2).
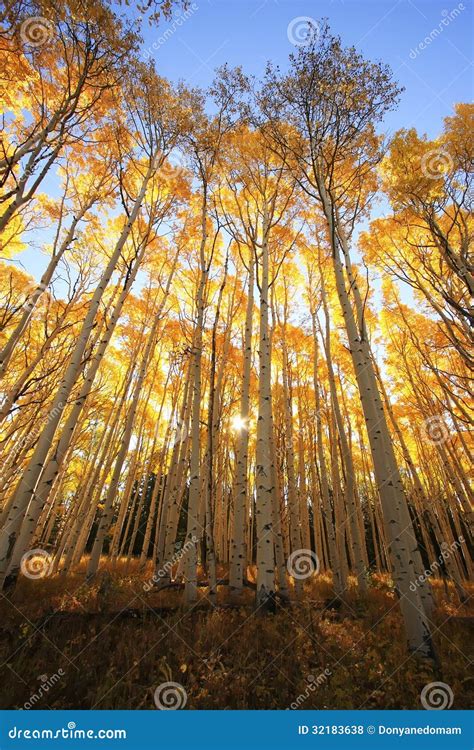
0 559 472 710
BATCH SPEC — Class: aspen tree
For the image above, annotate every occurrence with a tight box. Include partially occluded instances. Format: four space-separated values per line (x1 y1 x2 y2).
261 25 435 654
182 69 248 603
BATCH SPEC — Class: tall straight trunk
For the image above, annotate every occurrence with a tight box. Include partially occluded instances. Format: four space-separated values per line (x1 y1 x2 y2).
338 222 435 613
270 415 289 598
328 411 349 585
311 310 344 595
156 371 191 578
255 223 276 609
160 406 191 575
358 429 382 572
184 192 209 604
202 257 229 598
280 343 303 594
230 255 254 593
308 431 325 570
320 276 367 590
323 201 434 655
337 372 370 570
295 377 311 552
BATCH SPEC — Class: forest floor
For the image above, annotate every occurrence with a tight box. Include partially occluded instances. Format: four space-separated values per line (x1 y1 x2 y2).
0 560 472 710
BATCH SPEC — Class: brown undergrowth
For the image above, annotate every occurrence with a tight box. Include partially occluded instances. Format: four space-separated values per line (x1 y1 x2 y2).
0 559 472 710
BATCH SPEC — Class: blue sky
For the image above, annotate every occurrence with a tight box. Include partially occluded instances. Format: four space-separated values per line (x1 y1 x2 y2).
13 0 473 285
140 0 472 138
